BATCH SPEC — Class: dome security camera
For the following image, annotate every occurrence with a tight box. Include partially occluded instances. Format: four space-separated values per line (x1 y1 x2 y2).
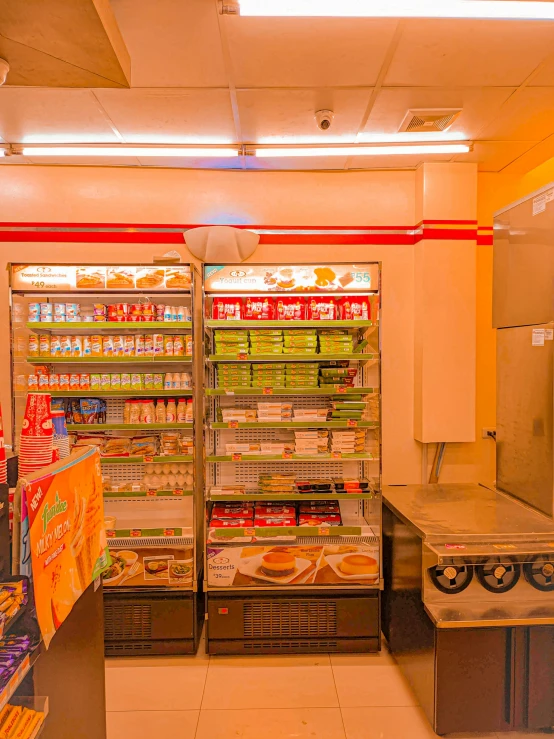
315 110 334 131
0 59 9 86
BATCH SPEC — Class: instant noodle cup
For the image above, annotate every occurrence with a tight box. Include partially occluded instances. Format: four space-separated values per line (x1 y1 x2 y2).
40 303 53 316
65 303 80 318
130 303 143 316
28 335 39 357
28 303 40 319
49 374 60 391
53 303 66 316
80 373 91 390
142 302 155 317
91 335 102 356
127 315 143 323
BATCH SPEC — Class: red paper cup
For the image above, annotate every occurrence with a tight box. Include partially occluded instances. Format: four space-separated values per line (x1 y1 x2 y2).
21 393 53 437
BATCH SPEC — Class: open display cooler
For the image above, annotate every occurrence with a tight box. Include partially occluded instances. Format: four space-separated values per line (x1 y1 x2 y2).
9 263 202 656
203 263 382 654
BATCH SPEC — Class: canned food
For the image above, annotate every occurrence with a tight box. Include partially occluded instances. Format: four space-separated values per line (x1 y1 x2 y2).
28 303 40 318
59 374 70 390
70 373 81 388
163 336 174 356
50 336 62 356
53 303 66 316
83 336 92 356
124 336 135 356
90 374 101 390
80 373 90 390
60 336 72 356
102 336 114 357
135 335 145 356
144 335 154 357
173 336 184 356
40 303 53 316
27 375 39 390
121 373 131 390
39 335 51 356
111 374 121 390
28 336 39 357
71 336 83 357
91 335 102 356
113 335 125 357
153 334 164 355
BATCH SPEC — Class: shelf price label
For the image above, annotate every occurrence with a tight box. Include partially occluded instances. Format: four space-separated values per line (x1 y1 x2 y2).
282 452 293 459
237 353 248 360
173 489 184 496
228 421 239 428
130 529 142 537
107 530 116 538
331 451 342 459
336 386 347 394
143 455 154 463
231 453 243 461
347 419 358 427
244 528 256 536
164 528 176 537
263 387 273 395
147 489 157 497
318 527 331 536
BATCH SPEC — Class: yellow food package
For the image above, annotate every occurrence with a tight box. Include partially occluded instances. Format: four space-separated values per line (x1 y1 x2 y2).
0 706 23 738
12 709 44 739
0 705 11 730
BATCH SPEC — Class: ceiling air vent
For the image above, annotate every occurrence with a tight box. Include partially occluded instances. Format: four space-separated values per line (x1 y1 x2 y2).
399 109 462 134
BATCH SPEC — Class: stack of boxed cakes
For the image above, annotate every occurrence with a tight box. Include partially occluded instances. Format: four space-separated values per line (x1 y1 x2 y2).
214 329 250 354
294 430 329 456
220 407 257 423
217 363 252 388
330 428 367 455
249 329 283 355
258 473 296 495
283 329 317 355
257 401 292 421
329 396 365 420
319 366 357 389
286 363 320 388
318 329 353 354
252 363 286 388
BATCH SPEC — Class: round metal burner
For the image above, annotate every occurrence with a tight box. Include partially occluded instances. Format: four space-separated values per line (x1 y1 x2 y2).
476 559 521 593
429 564 473 594
524 557 554 592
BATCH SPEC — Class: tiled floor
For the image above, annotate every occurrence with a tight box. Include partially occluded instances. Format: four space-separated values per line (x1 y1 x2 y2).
105 634 549 739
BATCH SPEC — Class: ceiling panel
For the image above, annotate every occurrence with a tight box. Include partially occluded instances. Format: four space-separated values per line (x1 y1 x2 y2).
364 86 515 139
386 19 554 87
225 17 398 87
95 89 237 143
110 0 227 87
238 89 371 144
479 88 554 142
0 89 119 143
453 141 534 172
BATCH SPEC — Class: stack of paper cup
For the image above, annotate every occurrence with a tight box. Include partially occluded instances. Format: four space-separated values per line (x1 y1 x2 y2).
52 409 70 460
19 392 53 478
0 402 6 484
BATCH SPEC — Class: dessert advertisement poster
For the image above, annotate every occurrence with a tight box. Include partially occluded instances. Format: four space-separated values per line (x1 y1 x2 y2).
207 543 379 587
25 447 109 647
204 264 379 292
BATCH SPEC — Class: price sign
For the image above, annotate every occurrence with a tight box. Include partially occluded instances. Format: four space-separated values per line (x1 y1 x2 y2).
107 530 116 538
347 419 358 427
164 528 175 537
173 489 184 496
147 489 157 497
336 386 347 394
130 529 142 537
238 353 248 360
282 452 293 459
318 527 331 536
263 387 273 395
331 451 342 459
228 421 239 428
244 528 256 536
231 453 243 461
225 390 235 395
143 455 154 463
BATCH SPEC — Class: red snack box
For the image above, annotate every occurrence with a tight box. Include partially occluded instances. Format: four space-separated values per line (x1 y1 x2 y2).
212 505 254 518
298 503 340 513
298 513 342 525
243 297 275 320
254 505 296 516
209 518 253 528
275 296 306 320
254 517 297 527
307 297 337 320
339 296 370 321
212 297 243 321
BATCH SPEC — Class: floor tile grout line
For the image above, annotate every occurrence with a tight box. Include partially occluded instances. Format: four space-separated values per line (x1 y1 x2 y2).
329 652 349 738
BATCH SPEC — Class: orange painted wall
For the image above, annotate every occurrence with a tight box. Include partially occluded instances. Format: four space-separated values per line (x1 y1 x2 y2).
0 163 495 486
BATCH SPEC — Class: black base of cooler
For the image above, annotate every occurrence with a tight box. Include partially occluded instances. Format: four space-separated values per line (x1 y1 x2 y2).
206 589 380 655
104 585 203 657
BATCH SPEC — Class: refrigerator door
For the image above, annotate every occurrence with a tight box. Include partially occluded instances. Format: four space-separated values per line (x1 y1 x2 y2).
494 187 554 329
497 323 554 518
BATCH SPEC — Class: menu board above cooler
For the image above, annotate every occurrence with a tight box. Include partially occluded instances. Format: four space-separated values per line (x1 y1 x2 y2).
204 264 379 293
11 264 192 293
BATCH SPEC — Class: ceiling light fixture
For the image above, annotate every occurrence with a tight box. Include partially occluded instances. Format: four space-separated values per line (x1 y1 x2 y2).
234 0 554 20
20 145 239 158
255 143 470 157
357 132 467 143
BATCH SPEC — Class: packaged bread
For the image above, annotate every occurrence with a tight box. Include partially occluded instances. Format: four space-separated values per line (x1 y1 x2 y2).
102 437 131 457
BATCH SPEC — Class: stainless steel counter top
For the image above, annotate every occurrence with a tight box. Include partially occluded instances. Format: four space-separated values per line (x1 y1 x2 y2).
383 483 554 542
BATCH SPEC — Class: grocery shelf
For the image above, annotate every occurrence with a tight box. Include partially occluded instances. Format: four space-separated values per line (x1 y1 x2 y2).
27 321 192 332
0 645 41 712
67 423 192 431
107 527 188 538
104 489 194 499
207 453 379 462
206 386 378 396
208 492 376 502
209 353 379 363
26 356 191 364
206 320 378 329
100 455 193 464
49 390 193 397
211 420 378 429
210 525 362 538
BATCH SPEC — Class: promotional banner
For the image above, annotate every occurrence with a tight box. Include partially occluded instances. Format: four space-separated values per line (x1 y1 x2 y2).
25 447 109 647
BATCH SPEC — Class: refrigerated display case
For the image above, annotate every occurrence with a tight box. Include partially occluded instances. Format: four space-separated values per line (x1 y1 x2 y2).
9 263 202 656
203 263 382 654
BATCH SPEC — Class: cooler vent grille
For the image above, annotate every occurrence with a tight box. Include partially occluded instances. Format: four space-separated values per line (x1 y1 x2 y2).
243 640 339 651
243 600 337 638
105 642 154 655
104 603 152 640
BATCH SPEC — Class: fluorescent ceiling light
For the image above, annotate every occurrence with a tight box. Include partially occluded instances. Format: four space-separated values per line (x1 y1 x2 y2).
21 146 239 158
237 0 554 20
255 144 470 157
357 132 467 143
